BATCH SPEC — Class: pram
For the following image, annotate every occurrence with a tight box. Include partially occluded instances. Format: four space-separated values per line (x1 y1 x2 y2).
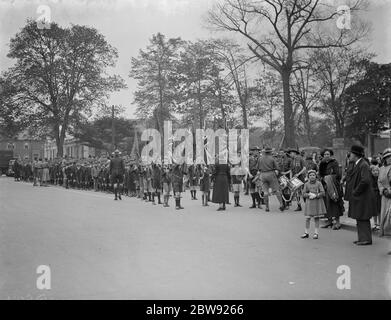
279 175 304 208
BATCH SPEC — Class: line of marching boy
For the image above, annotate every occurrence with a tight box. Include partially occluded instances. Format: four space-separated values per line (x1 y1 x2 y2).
10 147 317 213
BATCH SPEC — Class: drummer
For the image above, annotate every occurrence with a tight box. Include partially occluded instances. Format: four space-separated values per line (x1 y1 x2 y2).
257 147 285 212
288 149 307 212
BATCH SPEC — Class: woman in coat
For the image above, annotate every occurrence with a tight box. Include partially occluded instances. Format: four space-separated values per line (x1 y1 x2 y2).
212 159 231 211
319 149 344 229
377 148 391 237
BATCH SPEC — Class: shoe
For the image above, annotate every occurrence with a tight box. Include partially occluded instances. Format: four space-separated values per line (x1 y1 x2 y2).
301 233 309 239
265 207 270 212
234 204 239 207
356 241 372 246
294 206 302 212
313 234 319 239
321 222 333 229
353 240 359 244
163 204 169 207
217 207 224 211
237 204 242 207
332 225 341 230
114 197 118 201
279 205 285 212
250 205 256 209
118 195 122 200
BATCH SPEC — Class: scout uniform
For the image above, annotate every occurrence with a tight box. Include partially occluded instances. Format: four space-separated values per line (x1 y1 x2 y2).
200 165 211 206
257 147 285 212
151 163 163 204
110 150 125 200
230 164 246 207
162 166 172 207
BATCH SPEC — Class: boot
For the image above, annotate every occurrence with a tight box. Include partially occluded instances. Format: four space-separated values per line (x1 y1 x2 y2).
178 198 184 210
276 193 285 211
175 198 180 210
236 196 242 207
118 185 122 200
250 193 257 209
264 196 270 212
157 192 162 204
114 188 118 200
148 192 152 202
163 195 169 207
152 192 156 205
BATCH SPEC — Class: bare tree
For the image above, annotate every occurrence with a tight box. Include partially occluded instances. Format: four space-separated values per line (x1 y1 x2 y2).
211 38 256 128
311 47 372 137
291 66 325 145
206 0 369 147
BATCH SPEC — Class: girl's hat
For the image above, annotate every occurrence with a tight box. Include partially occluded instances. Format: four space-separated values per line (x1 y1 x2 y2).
307 169 317 176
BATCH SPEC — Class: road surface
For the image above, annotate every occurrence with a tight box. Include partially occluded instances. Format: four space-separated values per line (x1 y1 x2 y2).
0 177 390 299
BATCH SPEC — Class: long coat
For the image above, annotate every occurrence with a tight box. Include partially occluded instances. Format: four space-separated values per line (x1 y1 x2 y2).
319 158 344 218
345 158 375 221
212 163 231 204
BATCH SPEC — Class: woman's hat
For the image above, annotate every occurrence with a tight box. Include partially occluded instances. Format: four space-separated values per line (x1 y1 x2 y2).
263 147 273 153
350 144 365 157
382 148 391 160
307 169 317 176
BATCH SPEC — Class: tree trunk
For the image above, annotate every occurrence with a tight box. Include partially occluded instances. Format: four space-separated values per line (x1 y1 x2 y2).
303 107 312 145
55 134 64 157
241 97 248 129
281 69 295 148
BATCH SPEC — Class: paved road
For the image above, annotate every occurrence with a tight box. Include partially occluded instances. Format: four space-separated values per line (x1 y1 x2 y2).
0 177 390 299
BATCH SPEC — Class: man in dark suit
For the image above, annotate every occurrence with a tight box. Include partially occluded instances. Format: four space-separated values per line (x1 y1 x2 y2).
345 145 375 245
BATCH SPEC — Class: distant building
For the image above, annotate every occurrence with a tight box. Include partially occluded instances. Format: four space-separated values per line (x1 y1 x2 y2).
44 137 103 160
0 132 44 161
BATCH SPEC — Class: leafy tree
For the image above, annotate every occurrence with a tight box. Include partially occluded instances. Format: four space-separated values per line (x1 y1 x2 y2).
130 33 184 133
3 20 125 156
73 116 139 154
344 62 391 144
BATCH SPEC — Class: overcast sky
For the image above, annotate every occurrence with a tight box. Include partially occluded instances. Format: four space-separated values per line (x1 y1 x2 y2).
1 0 391 118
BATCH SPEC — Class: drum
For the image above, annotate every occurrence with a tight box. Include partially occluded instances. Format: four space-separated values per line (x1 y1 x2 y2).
289 177 304 191
279 175 289 189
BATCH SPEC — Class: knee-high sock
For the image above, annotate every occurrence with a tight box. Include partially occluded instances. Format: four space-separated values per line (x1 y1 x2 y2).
251 193 256 206
276 192 284 206
157 192 161 203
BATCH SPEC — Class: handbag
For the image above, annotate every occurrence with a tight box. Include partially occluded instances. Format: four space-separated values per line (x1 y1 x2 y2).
324 175 339 202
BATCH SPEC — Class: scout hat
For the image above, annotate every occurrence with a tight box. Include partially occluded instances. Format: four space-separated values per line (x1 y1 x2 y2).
287 148 300 155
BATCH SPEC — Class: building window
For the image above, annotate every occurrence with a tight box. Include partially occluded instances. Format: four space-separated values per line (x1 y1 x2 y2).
24 143 29 150
7 143 14 150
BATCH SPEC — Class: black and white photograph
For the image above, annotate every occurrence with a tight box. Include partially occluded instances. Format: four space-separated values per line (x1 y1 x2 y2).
0 0 391 303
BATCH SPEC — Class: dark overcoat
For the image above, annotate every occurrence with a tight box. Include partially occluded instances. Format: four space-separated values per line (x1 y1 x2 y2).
212 163 231 204
319 158 344 218
345 158 375 220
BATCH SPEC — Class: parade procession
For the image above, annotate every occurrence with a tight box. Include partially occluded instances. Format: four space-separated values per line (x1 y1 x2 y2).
1 0 391 302
8 144 391 243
